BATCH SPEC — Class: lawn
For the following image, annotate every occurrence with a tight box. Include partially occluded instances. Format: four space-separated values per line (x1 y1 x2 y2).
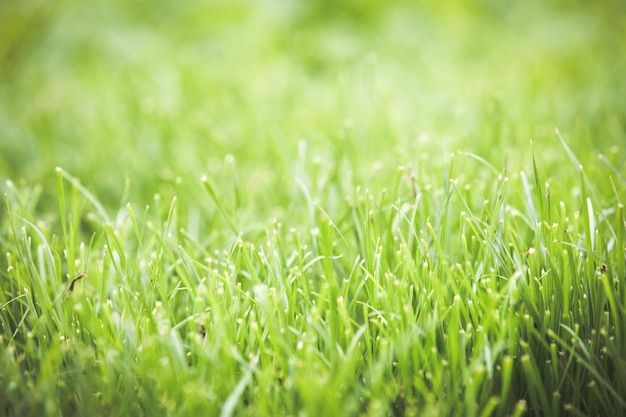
1 0 625 416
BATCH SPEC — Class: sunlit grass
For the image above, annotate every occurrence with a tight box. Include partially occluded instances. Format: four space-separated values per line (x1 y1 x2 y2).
1 1 626 416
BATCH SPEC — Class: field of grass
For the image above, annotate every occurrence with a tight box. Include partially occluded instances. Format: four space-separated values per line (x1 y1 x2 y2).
1 0 626 416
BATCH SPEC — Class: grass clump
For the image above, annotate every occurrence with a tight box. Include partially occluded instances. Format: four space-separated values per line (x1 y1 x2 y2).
1 0 626 416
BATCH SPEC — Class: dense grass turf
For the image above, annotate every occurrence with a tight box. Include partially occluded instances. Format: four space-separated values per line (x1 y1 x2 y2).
1 1 626 416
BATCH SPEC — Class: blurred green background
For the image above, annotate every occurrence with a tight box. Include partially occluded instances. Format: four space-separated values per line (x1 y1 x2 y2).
1 0 625 211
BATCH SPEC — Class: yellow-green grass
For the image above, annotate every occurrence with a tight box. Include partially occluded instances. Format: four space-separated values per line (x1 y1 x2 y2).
1 1 625 416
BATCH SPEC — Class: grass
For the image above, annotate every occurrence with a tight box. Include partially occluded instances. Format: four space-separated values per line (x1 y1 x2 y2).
1 0 626 416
